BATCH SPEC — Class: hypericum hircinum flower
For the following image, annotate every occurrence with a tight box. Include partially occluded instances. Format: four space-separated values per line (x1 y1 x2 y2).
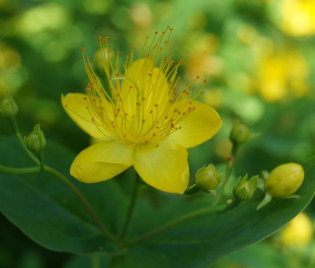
62 27 222 193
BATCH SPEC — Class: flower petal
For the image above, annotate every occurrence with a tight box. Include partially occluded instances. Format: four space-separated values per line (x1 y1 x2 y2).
120 59 170 116
62 93 111 140
168 100 222 148
70 140 134 183
134 143 189 193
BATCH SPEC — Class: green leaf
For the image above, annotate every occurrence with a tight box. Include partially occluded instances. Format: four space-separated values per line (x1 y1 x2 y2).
0 136 128 254
111 156 315 267
1 134 315 267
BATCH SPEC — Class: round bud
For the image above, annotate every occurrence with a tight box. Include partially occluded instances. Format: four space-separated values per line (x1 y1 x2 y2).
25 124 46 154
195 164 220 191
0 95 18 117
265 163 304 197
230 122 250 145
234 179 255 200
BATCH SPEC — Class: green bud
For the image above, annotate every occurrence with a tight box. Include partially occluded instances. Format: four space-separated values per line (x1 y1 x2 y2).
265 163 304 197
0 95 18 117
195 164 220 192
25 124 46 154
234 174 255 200
230 121 250 145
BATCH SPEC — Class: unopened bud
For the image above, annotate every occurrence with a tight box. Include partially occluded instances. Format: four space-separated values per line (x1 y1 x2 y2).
234 175 255 200
265 163 304 197
195 164 220 191
0 95 18 117
25 124 46 154
230 121 250 145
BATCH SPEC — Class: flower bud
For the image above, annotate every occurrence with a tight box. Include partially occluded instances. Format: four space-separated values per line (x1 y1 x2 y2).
230 121 250 145
0 95 18 117
25 124 46 154
234 176 255 200
195 164 220 191
265 163 304 197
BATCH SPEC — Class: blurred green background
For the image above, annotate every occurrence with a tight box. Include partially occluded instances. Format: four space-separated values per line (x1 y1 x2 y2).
1 0 315 267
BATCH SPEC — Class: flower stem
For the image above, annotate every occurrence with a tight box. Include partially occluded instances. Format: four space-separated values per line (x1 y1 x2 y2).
120 171 140 239
125 206 215 246
8 117 39 165
0 165 41 175
92 254 101 268
43 165 118 243
225 143 239 179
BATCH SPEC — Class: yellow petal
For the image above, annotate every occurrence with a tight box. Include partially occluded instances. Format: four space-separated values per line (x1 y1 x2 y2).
62 93 111 140
168 100 222 148
134 143 189 193
70 140 134 183
120 59 170 118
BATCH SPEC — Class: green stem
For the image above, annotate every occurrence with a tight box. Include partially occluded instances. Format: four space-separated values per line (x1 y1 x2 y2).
120 171 140 239
0 165 41 175
9 117 39 165
39 151 45 170
225 142 239 179
125 206 215 246
43 165 117 244
92 254 101 268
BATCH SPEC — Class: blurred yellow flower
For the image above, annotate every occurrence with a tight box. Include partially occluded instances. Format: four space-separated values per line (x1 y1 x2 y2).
257 50 309 102
280 212 313 247
280 0 315 36
185 34 223 80
62 29 222 193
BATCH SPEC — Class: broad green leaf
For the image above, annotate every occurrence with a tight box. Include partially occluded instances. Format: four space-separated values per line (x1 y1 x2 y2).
110 156 315 268
0 136 128 254
1 135 315 267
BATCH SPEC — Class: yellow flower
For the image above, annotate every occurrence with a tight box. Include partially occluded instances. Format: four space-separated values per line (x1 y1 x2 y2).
280 0 315 36
62 28 222 193
257 50 309 102
280 212 313 248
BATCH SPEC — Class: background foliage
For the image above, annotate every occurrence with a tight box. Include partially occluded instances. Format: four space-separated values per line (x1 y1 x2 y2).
1 0 315 267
